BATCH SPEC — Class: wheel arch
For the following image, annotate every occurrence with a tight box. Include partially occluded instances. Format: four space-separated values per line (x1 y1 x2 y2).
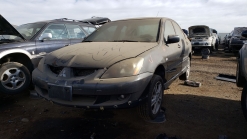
153 64 167 84
0 49 34 72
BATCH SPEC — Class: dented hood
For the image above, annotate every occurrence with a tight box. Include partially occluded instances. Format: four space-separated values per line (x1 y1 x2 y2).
189 25 210 37
0 14 26 40
44 42 157 68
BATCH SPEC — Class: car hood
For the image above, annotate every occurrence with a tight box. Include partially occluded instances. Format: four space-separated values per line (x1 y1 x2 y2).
233 27 247 36
0 15 25 40
44 42 157 68
189 25 211 37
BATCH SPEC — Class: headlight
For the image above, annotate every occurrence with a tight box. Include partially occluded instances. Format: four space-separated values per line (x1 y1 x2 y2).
37 57 45 72
101 57 144 79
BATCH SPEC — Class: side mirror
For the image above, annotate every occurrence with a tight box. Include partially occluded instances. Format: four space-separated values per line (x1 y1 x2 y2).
241 30 247 38
167 35 180 44
39 33 52 40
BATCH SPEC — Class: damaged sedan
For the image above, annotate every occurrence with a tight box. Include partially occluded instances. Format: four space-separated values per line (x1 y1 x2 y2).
32 17 192 120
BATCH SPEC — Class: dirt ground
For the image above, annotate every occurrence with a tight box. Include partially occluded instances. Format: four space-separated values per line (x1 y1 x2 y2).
0 45 246 139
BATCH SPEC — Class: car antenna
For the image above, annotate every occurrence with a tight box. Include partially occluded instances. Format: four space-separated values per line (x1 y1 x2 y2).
156 11 159 17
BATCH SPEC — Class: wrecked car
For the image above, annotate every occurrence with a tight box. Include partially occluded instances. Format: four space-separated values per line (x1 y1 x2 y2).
229 27 247 53
32 17 192 120
0 15 110 95
235 30 247 120
189 25 217 52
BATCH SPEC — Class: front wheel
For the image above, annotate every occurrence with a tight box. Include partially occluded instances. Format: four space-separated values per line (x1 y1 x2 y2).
0 62 31 95
138 75 164 120
241 82 247 121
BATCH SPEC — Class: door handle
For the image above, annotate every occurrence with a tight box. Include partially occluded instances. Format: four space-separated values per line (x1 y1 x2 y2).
178 44 181 48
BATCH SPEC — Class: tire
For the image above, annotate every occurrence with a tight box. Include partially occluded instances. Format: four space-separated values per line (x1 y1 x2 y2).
236 59 246 87
241 82 247 121
138 75 164 120
179 58 190 80
0 62 31 95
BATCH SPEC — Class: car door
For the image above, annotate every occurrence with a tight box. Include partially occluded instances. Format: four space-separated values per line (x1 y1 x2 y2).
163 20 182 81
66 24 87 45
172 21 189 71
35 24 70 55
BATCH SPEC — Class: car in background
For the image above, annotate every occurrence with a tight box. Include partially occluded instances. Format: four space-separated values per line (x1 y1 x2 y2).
182 29 189 37
189 25 217 52
32 17 192 120
0 15 109 94
211 28 219 50
229 27 247 53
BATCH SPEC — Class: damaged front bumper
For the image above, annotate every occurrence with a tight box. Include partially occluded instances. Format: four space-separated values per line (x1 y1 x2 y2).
32 68 153 109
191 40 212 50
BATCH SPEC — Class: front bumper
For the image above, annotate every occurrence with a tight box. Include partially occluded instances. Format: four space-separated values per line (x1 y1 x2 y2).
32 68 153 109
191 40 211 49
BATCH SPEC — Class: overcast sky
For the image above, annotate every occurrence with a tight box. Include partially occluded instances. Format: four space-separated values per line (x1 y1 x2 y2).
0 0 246 32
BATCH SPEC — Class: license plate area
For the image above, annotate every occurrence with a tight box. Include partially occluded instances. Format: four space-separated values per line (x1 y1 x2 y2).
194 42 199 45
48 84 72 101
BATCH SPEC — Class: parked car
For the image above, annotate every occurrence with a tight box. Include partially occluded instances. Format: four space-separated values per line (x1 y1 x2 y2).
0 15 109 94
32 17 192 120
229 27 247 53
182 29 189 37
189 25 217 52
211 28 219 50
235 30 247 120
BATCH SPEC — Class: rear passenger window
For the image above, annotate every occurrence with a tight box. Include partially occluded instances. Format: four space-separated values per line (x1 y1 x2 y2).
164 20 176 41
82 27 96 34
172 22 185 40
66 25 86 39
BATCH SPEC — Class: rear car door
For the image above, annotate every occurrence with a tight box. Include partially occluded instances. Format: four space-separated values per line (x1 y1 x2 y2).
35 24 70 54
66 24 87 45
163 20 182 81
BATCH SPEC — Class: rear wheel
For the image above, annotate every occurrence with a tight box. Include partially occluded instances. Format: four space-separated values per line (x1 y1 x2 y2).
241 82 247 121
0 62 31 95
236 58 246 87
179 58 190 80
138 75 164 120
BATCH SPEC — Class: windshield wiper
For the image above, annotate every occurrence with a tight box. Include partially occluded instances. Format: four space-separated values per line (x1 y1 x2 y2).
83 40 93 42
113 40 139 42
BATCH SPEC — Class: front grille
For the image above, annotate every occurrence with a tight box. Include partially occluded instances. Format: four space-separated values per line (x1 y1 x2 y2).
73 68 96 77
49 65 64 74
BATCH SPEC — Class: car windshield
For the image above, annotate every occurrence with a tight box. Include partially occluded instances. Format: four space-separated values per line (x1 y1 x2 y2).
84 19 160 42
1 22 46 41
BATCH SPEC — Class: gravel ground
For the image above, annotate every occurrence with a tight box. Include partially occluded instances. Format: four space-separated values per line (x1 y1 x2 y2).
0 46 246 139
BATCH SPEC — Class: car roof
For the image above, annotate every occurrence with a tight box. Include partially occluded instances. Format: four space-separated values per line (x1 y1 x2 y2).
113 17 171 22
20 18 96 27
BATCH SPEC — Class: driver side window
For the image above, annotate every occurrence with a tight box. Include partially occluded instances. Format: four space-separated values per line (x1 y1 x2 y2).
164 20 176 42
40 24 68 40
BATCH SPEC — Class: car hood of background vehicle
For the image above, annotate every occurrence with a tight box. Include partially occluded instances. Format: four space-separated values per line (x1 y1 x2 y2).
44 42 157 68
189 25 211 37
0 15 25 40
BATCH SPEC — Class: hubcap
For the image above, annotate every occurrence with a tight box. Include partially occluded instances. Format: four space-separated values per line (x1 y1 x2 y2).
151 81 162 114
1 68 26 90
